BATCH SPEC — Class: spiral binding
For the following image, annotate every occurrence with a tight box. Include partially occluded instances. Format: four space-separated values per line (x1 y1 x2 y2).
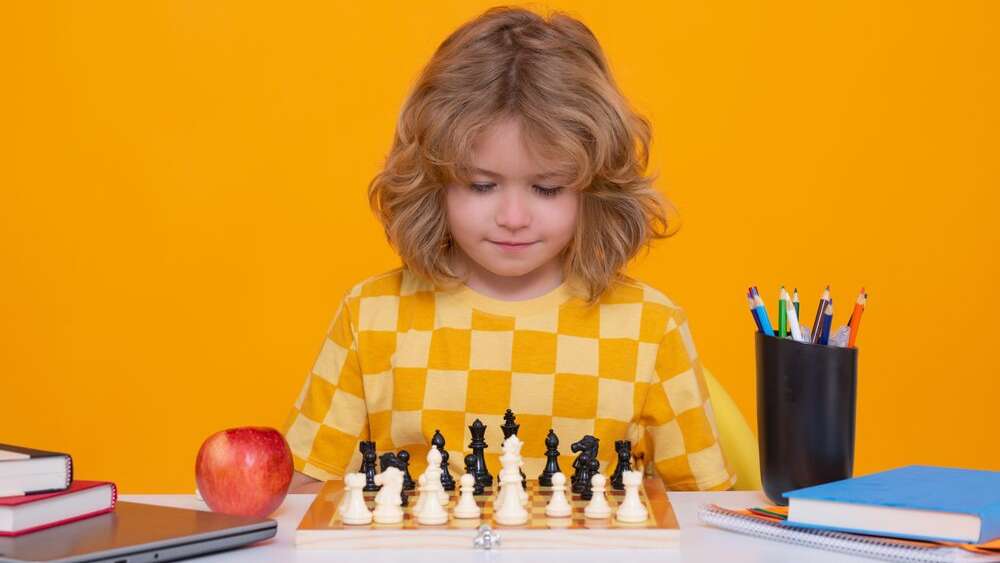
697 504 997 563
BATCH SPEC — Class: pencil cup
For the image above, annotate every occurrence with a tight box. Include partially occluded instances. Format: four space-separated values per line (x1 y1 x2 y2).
755 331 858 505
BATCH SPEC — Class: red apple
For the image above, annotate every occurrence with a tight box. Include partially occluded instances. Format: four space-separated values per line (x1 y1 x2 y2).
195 426 293 518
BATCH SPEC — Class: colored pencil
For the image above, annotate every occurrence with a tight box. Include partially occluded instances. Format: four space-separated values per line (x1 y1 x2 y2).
751 287 775 336
778 291 787 338
810 286 832 344
748 291 764 332
792 288 800 318
847 289 867 348
818 302 834 345
780 287 804 342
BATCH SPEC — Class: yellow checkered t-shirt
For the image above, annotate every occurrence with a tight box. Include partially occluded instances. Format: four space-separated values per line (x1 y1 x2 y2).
284 268 736 491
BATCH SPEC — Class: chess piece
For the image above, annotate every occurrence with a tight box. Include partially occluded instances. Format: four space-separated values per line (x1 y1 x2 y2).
412 474 428 514
584 473 612 519
493 468 529 525
580 457 600 500
377 452 408 505
538 429 562 486
500 435 528 506
499 410 526 486
397 450 415 490
415 451 449 525
359 441 379 492
431 430 456 491
544 472 572 517
570 435 599 492
373 467 405 524
615 470 648 523
467 419 493 488
452 474 481 519
341 473 373 525
610 440 633 491
464 454 484 495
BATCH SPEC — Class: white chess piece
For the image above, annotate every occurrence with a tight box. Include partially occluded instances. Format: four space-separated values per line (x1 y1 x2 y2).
452 473 481 519
412 473 428 514
423 448 450 506
500 435 528 506
416 449 449 525
493 468 529 525
373 467 405 524
544 472 572 517
583 473 612 519
341 473 373 525
615 470 648 523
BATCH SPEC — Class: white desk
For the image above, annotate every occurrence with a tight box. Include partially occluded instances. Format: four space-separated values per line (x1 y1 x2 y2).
120 492 874 562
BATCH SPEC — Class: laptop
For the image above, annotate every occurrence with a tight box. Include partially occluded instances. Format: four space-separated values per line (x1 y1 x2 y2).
0 501 277 563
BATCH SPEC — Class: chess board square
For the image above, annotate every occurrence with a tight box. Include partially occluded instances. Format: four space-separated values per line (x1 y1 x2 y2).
358 330 396 374
358 295 400 332
394 330 432 368
596 378 634 421
552 373 598 418
466 370 512 414
599 303 642 339
312 337 348 385
423 369 468 411
555 335 599 376
509 372 555 415
427 328 471 370
511 330 557 373
469 330 513 370
598 338 639 381
557 305 600 338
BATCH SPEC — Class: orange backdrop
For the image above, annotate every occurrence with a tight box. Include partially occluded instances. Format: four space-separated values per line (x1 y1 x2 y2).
2 1 997 492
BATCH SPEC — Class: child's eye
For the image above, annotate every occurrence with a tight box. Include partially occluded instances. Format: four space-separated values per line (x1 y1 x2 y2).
533 185 564 197
470 182 495 193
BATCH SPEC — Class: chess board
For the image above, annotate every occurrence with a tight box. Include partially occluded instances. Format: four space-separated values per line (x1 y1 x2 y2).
296 478 679 549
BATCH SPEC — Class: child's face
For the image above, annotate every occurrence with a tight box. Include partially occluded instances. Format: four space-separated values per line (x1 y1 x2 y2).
445 118 579 282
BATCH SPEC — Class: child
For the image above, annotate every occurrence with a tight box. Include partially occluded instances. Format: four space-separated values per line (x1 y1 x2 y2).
285 6 735 493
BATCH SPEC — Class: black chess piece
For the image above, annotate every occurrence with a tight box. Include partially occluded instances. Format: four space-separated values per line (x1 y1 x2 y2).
464 453 484 495
378 451 398 474
580 457 601 500
468 418 493 488
570 435 600 491
538 429 562 486
359 441 379 492
397 449 415 491
610 440 633 491
500 409 520 439
431 429 456 491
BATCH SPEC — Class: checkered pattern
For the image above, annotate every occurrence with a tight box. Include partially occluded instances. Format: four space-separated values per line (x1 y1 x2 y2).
325 480 658 530
284 268 735 491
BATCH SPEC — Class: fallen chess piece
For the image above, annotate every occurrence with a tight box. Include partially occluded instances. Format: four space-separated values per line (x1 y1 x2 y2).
373 467 404 524
341 473 373 525
583 473 612 519
452 474 481 519
544 472 572 518
615 470 648 523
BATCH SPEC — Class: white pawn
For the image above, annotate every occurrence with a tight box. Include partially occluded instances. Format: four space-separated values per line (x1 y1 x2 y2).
615 470 649 523
583 473 612 519
452 473 481 519
412 474 428 514
493 469 529 525
373 467 404 524
544 472 572 517
341 473 373 525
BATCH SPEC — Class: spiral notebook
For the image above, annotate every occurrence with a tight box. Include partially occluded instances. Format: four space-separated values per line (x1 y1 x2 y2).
699 504 1000 563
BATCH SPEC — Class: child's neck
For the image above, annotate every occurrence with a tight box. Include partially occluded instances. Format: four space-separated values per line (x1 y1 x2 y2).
452 253 565 302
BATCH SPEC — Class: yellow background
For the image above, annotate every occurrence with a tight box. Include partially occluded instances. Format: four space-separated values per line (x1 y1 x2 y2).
2 2 996 493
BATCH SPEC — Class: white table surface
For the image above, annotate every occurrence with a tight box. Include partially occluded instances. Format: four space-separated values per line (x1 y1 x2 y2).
119 491 875 562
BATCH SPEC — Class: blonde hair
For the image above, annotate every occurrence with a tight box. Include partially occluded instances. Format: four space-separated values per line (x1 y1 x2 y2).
368 6 672 304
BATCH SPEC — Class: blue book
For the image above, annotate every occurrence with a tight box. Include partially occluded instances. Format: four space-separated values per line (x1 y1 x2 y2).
783 465 1000 544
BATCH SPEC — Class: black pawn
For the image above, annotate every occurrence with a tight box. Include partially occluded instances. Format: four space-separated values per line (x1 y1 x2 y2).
610 440 633 491
468 419 493 488
397 449 415 491
464 453 484 495
580 457 600 500
538 429 562 486
359 441 379 492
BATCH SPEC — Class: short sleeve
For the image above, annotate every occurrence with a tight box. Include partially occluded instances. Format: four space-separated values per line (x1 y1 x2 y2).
637 307 736 491
283 292 369 481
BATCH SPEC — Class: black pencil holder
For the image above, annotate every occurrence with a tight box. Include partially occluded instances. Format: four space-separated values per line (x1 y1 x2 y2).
756 331 858 505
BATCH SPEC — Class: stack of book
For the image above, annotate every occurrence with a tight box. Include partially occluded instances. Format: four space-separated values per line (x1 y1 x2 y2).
0 443 117 536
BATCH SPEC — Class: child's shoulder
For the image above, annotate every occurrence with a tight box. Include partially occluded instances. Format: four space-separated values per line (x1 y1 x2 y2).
342 267 434 300
603 276 682 310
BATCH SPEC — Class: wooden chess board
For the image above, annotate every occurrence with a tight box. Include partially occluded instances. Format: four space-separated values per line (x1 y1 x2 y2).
296 478 679 549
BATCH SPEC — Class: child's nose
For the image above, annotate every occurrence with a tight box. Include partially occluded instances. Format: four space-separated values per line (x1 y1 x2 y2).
495 188 531 230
